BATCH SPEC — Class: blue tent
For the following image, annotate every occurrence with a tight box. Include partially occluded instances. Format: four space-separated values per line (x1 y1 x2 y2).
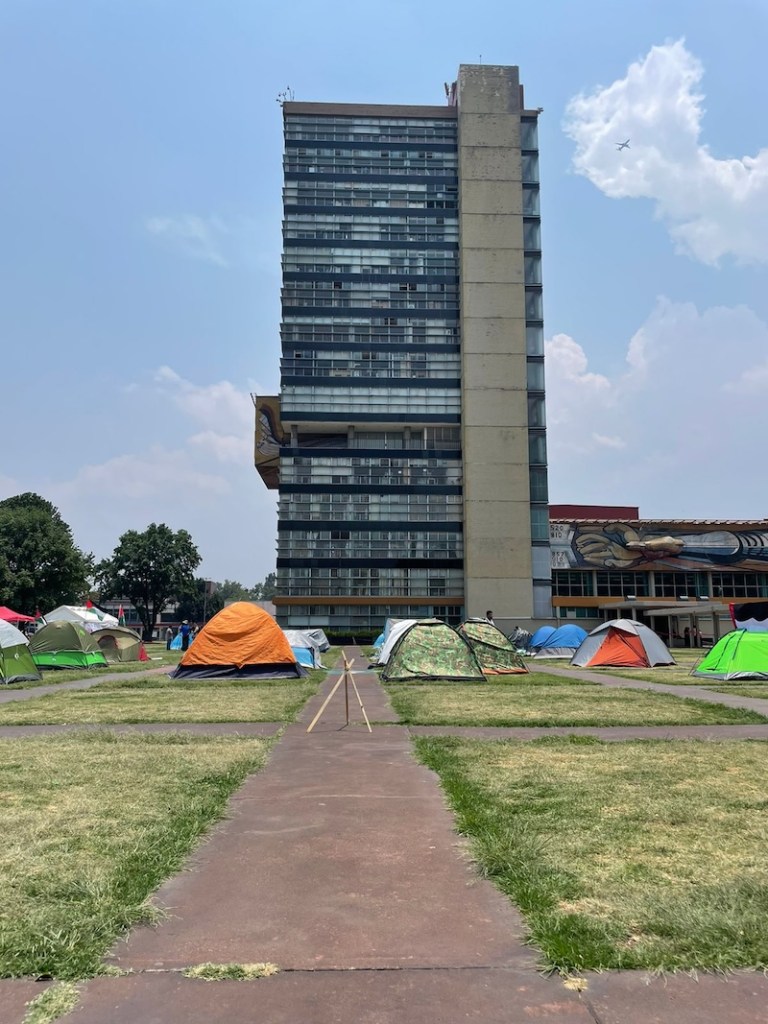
373 631 385 649
528 625 556 651
533 624 587 658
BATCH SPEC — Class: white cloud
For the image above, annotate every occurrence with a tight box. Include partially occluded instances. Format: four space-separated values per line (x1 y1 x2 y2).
154 366 253 448
564 40 768 264
145 214 229 267
546 298 768 516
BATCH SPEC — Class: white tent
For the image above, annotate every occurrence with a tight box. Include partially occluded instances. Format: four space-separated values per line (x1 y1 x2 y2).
377 619 420 665
304 628 330 652
43 605 119 632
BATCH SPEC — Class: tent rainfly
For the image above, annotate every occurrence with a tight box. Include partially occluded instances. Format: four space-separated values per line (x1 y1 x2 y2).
457 619 528 674
693 630 768 681
528 625 557 651
377 619 420 666
30 621 109 670
90 626 148 664
283 629 322 669
0 619 42 684
533 624 588 659
571 619 675 668
43 605 119 631
171 602 306 679
381 619 485 682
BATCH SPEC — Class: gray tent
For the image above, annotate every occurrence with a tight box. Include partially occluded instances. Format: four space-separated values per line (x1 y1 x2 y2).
571 619 674 668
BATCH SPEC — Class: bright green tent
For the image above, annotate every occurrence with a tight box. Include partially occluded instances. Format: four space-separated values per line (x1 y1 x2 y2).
457 619 528 675
693 630 768 681
0 619 41 684
30 621 108 670
381 619 484 682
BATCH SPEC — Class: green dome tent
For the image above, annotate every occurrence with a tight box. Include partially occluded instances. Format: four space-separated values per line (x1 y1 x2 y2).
457 619 528 674
693 630 768 681
381 619 485 682
31 621 109 670
0 619 42 684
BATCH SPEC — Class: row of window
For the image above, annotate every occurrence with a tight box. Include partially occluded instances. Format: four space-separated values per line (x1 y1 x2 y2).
283 323 459 342
278 539 463 559
279 492 464 522
278 606 463 629
282 468 461 487
284 117 457 142
290 428 462 450
280 387 461 416
552 570 768 599
285 227 459 242
283 257 459 275
281 356 458 380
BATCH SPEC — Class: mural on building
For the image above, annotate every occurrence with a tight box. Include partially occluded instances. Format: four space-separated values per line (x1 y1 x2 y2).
550 523 768 572
255 396 285 465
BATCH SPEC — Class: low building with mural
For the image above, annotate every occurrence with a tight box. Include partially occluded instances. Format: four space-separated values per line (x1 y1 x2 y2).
549 505 768 647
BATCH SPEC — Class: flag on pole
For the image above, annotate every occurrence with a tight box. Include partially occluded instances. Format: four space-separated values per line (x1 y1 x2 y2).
34 608 45 628
85 599 94 609
118 605 126 627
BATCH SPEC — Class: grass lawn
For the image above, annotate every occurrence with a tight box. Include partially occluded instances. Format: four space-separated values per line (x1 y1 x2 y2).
0 732 271 978
4 650 183 689
0 672 324 725
709 684 768 699
385 675 767 727
416 736 768 972
561 649 709 686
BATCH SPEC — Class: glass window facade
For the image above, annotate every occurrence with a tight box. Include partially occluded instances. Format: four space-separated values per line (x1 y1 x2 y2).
270 96 548 631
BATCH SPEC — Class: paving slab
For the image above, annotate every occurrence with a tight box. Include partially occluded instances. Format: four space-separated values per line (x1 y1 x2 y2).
110 663 532 972
544 665 768 718
0 979 50 1024
67 969 591 1024
584 969 768 1023
408 724 768 741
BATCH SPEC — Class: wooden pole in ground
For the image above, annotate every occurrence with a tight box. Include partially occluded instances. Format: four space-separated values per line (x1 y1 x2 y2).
306 673 345 733
349 673 372 733
344 660 350 726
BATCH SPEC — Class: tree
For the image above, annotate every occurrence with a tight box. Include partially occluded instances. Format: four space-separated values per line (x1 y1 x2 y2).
0 493 92 612
97 523 201 640
251 572 278 601
175 578 224 624
216 579 253 603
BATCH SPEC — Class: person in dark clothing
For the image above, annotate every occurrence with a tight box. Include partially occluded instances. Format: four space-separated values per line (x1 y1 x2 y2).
165 626 173 650
180 620 191 652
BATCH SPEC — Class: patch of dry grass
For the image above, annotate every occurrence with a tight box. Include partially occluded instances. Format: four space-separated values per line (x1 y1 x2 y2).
416 736 768 971
0 675 322 725
0 733 272 978
386 677 767 727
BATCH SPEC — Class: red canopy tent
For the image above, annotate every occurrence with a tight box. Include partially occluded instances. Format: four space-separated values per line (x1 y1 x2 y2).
0 606 35 623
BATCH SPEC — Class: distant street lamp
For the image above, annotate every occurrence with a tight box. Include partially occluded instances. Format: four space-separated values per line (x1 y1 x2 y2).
202 579 216 623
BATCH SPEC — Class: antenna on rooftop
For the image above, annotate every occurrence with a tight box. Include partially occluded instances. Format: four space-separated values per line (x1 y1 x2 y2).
276 86 295 106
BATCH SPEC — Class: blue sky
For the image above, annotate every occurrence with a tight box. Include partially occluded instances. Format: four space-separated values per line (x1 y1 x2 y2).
2 0 767 584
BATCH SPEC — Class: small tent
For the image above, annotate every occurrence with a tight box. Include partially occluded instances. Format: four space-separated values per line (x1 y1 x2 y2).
377 619 419 666
533 624 588 659
305 628 330 652
571 619 675 668
171 602 306 679
381 620 485 682
90 626 148 664
283 629 322 669
528 625 557 651
30 621 109 670
457 619 528 675
44 605 119 631
0 620 42 684
693 630 768 681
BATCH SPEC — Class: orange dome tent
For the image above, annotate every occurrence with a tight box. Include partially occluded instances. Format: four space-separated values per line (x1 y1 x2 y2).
170 602 306 679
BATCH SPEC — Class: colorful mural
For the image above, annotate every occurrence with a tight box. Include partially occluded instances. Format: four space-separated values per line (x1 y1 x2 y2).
550 522 768 572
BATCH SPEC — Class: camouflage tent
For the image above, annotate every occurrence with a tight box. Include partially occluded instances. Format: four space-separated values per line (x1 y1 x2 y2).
381 619 484 682
457 619 528 675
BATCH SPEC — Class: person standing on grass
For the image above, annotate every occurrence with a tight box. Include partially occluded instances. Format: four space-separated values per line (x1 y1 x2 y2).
165 626 173 650
180 620 191 652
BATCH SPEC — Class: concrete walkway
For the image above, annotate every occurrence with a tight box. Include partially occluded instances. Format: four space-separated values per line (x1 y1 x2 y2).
5 650 768 1023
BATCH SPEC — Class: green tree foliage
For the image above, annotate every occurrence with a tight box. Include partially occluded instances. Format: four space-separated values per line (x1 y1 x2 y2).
175 578 224 624
216 579 253 602
97 524 201 639
251 572 278 601
0 493 92 612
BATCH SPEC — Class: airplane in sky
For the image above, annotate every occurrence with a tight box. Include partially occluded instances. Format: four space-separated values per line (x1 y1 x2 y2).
615 139 630 151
